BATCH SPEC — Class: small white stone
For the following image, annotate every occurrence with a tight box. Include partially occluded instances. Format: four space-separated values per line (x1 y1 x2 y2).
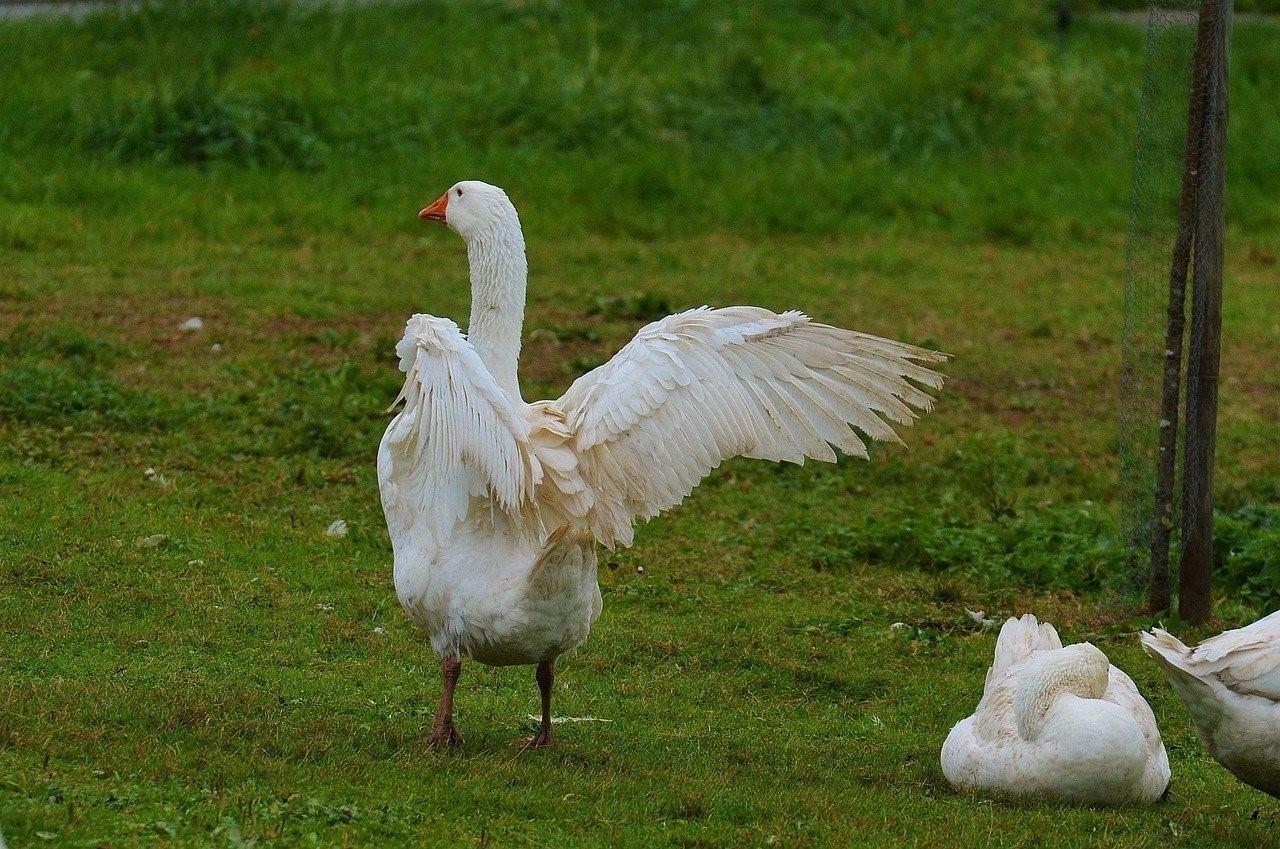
373 626 386 635
178 317 204 332
210 343 224 354
325 519 349 538
890 622 909 631
635 565 645 574
144 467 156 477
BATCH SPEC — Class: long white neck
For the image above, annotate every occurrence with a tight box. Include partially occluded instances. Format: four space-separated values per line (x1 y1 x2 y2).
1013 644 1109 740
464 211 527 400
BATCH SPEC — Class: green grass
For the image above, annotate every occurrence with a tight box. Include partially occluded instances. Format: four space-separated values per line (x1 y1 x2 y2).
1 1 1278 846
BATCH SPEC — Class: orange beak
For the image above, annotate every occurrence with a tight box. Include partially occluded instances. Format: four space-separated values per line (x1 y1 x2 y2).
418 192 449 222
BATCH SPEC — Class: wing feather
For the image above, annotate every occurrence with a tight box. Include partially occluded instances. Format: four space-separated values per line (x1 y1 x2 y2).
378 314 540 541
1186 611 1280 699
556 306 947 547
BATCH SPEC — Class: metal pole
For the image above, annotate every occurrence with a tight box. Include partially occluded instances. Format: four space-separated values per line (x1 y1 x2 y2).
1179 0 1231 624
1148 3 1214 613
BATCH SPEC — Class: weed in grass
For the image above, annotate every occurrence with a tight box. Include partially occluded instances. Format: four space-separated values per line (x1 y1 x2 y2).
2 0 1271 239
0 327 183 431
587 291 673 322
1215 505 1280 611
248 361 400 459
72 77 330 171
527 324 602 344
562 354 609 377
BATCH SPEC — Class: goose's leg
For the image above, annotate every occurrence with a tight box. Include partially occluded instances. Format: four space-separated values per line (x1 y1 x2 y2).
526 659 555 748
426 656 463 747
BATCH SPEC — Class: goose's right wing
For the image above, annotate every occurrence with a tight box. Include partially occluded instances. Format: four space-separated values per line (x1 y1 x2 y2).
1187 611 1280 699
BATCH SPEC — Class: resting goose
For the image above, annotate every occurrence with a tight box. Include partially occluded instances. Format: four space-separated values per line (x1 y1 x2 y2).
378 181 947 747
942 614 1170 804
1141 612 1280 797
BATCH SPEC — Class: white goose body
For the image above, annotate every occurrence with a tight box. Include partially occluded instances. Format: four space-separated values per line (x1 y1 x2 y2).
1141 612 1280 797
377 181 947 745
386 501 600 667
942 615 1169 804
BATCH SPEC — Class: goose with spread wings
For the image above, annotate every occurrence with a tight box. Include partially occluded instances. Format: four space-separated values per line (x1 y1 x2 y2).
378 181 947 747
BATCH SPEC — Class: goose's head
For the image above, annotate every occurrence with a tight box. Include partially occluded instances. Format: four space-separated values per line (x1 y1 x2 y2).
419 180 518 241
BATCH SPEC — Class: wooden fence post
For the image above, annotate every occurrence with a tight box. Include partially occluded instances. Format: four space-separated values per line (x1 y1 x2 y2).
1147 5 1215 614
1178 0 1231 624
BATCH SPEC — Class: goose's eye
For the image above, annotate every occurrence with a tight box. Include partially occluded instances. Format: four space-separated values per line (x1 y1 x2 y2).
456 188 463 197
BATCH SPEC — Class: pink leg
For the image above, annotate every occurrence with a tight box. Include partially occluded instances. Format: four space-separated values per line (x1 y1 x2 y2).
426 656 463 748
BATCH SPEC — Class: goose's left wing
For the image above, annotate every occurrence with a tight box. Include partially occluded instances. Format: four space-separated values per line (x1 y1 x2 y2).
554 306 947 548
378 314 540 540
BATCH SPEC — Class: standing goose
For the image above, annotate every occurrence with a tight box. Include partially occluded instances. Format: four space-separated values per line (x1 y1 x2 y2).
379 181 947 747
1141 612 1280 797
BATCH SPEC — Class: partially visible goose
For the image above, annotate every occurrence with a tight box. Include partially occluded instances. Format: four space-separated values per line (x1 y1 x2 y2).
1141 612 1280 797
942 614 1170 804
379 181 947 747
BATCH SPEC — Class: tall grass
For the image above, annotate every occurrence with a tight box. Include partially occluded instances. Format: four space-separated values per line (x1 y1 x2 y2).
3 0 1275 239
72 77 330 169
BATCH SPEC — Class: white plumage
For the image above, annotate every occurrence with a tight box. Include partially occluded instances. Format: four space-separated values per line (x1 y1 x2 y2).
1141 611 1280 797
380 180 946 746
556 305 944 547
942 614 1170 804
381 314 540 540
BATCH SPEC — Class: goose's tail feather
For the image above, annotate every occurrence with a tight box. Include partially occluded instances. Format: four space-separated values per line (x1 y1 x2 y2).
1141 628 1226 737
1139 628 1191 667
986 614 1062 691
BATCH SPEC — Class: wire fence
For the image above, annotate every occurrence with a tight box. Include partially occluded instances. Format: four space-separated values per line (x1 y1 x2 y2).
1118 2 1201 603
1120 1 1233 621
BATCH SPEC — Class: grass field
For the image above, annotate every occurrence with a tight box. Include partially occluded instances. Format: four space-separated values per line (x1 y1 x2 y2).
1 1 1279 846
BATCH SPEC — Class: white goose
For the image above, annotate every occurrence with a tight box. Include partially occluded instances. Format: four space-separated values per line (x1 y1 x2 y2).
1142 612 1280 797
942 615 1170 804
378 181 946 747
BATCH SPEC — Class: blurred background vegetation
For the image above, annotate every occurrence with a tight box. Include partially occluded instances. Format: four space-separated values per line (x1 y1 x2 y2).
0 0 1276 243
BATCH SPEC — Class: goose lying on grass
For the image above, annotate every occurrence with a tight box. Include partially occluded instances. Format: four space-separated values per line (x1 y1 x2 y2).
1142 612 1280 797
942 614 1170 804
378 181 947 747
